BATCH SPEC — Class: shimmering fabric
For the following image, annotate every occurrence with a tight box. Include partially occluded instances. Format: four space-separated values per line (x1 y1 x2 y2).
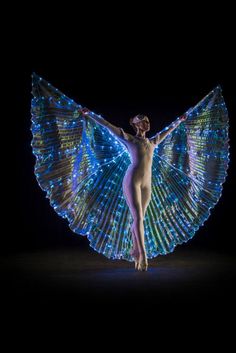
31 73 230 260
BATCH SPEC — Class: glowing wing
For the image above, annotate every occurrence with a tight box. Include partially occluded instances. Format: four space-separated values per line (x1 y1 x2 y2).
31 73 134 260
144 86 230 257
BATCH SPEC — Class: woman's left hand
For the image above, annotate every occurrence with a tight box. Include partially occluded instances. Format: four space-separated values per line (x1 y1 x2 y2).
80 107 91 115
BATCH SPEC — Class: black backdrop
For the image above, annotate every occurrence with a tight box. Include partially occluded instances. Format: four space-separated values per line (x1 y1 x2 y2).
7 50 234 256
2 8 236 343
3 8 235 257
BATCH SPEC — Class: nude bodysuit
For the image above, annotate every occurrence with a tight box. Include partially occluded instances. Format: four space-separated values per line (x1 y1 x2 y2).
117 128 160 220
87 113 160 254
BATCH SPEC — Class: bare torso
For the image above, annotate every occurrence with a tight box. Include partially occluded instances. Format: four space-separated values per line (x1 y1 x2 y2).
120 134 156 269
121 135 155 188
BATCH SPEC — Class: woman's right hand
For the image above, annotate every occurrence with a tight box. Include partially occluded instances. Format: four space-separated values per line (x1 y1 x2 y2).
80 107 91 115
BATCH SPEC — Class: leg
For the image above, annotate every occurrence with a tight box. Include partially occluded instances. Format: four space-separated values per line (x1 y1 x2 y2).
123 180 146 265
122 184 139 258
130 223 139 258
135 185 151 271
141 185 151 220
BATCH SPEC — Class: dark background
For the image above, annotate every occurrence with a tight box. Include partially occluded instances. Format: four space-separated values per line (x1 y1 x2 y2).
2 8 236 340
8 31 235 255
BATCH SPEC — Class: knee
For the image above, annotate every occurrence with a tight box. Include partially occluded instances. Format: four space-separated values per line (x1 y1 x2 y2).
133 213 143 223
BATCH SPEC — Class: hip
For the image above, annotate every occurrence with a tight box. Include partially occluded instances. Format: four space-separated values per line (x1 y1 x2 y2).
123 165 152 187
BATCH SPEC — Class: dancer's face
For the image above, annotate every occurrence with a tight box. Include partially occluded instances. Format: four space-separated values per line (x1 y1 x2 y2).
134 116 150 132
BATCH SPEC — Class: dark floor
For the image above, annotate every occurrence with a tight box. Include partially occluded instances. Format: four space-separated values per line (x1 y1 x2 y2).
1 246 235 309
1 245 235 347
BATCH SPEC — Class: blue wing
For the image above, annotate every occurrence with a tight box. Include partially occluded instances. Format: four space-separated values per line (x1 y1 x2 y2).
31 73 134 260
31 75 230 261
144 86 230 257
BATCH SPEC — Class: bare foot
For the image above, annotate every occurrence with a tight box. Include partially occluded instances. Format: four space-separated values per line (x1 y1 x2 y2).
137 253 148 271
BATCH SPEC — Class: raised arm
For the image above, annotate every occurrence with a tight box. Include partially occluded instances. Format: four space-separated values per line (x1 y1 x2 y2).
79 108 132 142
150 114 187 145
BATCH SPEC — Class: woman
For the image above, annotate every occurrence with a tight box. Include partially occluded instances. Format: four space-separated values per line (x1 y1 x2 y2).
80 108 187 271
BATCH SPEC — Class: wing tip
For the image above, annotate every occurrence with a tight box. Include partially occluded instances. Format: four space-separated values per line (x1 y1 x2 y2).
31 72 44 83
214 84 222 92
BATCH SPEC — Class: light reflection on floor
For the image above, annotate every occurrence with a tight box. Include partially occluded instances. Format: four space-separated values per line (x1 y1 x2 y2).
1 247 235 305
